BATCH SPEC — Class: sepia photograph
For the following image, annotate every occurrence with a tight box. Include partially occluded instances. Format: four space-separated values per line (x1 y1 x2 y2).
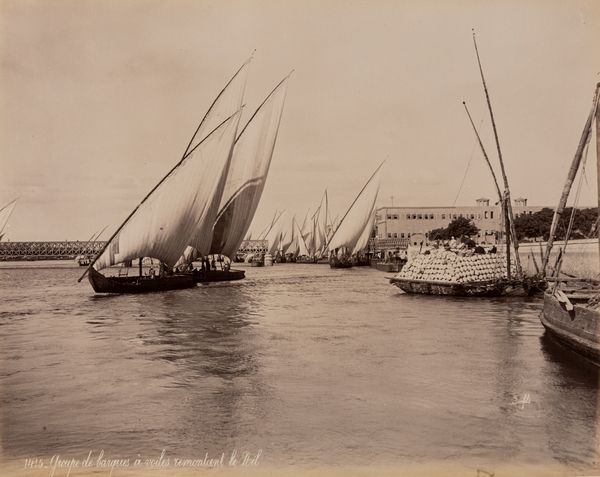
1 1 600 476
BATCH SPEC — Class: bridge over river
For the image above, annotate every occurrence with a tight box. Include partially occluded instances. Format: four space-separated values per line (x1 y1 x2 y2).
0 241 107 261
0 239 270 261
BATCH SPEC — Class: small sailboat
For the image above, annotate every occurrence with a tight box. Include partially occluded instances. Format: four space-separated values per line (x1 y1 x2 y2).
540 82 600 364
326 162 383 268
0 198 17 242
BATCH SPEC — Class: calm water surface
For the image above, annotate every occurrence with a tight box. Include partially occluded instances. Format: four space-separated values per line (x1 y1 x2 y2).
0 262 598 468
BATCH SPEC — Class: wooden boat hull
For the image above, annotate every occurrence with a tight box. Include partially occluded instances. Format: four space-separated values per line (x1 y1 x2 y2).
88 267 196 294
372 261 406 273
329 257 353 269
194 269 245 283
540 292 600 365
353 257 372 267
389 277 529 297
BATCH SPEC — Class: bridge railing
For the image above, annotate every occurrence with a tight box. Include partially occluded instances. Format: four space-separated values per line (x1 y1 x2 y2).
0 241 107 260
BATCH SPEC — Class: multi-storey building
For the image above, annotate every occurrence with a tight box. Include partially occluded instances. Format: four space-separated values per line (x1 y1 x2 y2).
374 198 543 248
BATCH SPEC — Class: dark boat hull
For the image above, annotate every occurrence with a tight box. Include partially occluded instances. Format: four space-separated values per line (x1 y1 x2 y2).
88 267 196 294
372 260 406 273
194 269 245 283
89 267 246 293
540 292 600 365
329 257 353 269
389 277 530 297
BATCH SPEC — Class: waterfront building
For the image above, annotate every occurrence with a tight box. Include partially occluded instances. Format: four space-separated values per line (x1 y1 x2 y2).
374 198 543 250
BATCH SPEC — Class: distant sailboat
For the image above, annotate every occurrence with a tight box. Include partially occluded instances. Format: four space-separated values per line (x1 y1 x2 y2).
326 163 383 268
0 198 17 241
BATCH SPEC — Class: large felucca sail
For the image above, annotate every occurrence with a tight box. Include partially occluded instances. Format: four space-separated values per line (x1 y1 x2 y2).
81 58 253 292
209 75 291 259
92 112 241 274
0 198 17 241
327 163 383 268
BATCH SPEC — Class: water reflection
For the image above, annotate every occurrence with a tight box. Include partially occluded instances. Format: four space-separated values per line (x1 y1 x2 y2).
2 265 600 468
538 333 600 467
131 285 270 456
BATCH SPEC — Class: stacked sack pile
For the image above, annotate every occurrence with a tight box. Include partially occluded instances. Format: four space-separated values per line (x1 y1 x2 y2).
395 249 515 284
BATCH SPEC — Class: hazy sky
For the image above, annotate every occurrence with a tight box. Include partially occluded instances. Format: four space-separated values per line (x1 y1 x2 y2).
1 0 599 241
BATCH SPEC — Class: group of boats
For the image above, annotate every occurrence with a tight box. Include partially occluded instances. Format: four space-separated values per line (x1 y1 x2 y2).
247 162 383 268
2 36 599 369
77 55 291 293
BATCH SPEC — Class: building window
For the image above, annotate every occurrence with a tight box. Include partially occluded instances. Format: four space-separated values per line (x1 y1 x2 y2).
430 214 434 219
412 214 416 219
477 214 481 219
490 211 494 219
406 214 411 219
387 233 392 238
393 233 398 238
528 211 532 215
393 215 399 220
401 233 405 238
484 211 488 219
470 214 475 219
452 214 457 219
387 215 392 220
441 214 446 219
418 214 422 219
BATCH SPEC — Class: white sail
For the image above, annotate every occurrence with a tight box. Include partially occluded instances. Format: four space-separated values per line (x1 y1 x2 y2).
352 208 376 255
284 218 299 255
0 199 17 239
295 220 309 256
315 221 326 256
210 76 290 258
280 217 294 253
94 112 241 271
265 211 286 254
327 164 382 253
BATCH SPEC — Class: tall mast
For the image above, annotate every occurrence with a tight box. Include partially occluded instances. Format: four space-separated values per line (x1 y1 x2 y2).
541 84 600 273
472 30 522 277
182 53 253 160
462 102 503 203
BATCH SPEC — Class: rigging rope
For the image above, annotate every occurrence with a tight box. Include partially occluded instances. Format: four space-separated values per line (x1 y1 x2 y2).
552 137 591 282
453 120 484 207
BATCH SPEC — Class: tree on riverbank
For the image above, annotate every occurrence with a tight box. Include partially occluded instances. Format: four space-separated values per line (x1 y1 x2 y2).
514 207 598 241
428 217 479 241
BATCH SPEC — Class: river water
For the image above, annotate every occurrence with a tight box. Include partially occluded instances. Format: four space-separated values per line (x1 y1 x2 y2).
0 262 598 470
